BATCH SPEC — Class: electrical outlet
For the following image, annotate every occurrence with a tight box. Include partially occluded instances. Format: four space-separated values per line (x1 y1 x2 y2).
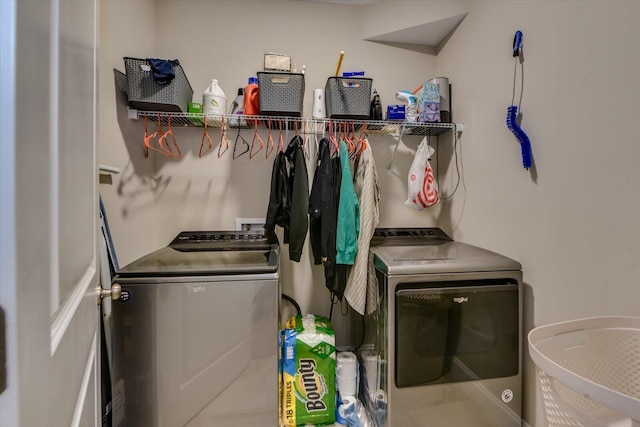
235 218 266 232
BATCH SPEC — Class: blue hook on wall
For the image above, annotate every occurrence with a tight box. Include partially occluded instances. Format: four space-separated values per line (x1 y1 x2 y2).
513 30 523 57
507 30 532 169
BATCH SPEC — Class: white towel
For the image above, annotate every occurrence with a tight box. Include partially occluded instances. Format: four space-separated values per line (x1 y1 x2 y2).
344 141 380 315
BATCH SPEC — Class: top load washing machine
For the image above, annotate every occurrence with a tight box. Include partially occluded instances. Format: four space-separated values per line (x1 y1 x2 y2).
110 231 280 427
366 228 522 427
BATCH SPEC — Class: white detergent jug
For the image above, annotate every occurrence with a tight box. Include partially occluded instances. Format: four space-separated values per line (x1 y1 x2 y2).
202 79 226 117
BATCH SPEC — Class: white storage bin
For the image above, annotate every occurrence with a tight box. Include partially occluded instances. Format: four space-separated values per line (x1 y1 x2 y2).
528 316 640 427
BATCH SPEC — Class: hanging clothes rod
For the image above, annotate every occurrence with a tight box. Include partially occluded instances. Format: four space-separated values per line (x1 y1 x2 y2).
130 109 457 137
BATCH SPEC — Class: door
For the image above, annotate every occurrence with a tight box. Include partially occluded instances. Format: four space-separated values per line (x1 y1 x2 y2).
0 0 101 426
395 280 520 387
382 272 523 427
111 276 279 426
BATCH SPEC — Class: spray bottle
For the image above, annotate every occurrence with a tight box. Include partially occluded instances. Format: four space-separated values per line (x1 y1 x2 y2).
395 90 418 122
370 89 382 120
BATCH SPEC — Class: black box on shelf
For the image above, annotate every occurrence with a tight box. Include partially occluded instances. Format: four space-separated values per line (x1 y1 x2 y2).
122 57 193 113
257 72 305 117
325 77 372 119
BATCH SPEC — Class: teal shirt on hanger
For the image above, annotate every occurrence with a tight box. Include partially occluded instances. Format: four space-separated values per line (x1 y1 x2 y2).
336 139 360 265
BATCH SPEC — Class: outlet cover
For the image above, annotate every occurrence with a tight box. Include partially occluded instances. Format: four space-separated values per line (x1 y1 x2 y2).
235 218 266 232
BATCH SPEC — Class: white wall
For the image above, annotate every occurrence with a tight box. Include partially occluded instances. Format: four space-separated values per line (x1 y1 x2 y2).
99 1 640 425
98 0 440 330
99 0 160 266
435 1 640 424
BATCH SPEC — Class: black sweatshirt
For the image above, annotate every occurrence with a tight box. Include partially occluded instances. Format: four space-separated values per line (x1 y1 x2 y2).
265 135 309 262
309 138 343 297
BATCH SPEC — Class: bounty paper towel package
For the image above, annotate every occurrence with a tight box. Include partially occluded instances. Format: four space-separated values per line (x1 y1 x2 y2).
282 314 336 426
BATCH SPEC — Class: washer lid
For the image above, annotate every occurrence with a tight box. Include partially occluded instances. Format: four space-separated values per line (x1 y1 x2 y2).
116 231 279 276
371 241 521 275
116 246 279 276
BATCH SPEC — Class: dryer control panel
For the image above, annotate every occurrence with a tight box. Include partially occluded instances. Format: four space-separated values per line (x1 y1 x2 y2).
372 228 452 245
169 231 271 251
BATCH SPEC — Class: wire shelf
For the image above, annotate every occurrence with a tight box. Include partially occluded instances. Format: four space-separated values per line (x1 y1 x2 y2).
133 110 456 137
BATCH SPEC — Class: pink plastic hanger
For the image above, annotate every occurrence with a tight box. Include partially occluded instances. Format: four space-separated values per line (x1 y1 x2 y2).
249 120 264 159
328 121 339 157
277 119 285 153
218 116 230 158
200 116 213 157
158 115 181 158
145 114 173 157
265 119 275 159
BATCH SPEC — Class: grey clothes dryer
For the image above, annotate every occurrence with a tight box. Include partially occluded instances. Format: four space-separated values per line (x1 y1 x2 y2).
367 228 523 427
111 231 280 427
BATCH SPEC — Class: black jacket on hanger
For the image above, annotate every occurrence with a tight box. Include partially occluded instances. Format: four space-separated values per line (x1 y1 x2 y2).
309 138 343 297
265 135 309 262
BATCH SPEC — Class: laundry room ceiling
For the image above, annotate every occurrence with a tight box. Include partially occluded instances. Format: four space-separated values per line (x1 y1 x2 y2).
299 0 467 47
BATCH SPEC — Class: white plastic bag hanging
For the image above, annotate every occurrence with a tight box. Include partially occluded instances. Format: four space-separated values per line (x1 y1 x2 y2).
405 137 439 210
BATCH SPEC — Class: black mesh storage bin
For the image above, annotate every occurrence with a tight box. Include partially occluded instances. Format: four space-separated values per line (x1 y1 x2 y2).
114 68 129 94
123 57 193 112
257 72 305 117
325 77 372 119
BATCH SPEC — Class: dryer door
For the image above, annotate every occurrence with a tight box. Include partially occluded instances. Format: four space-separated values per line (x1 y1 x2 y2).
395 280 519 387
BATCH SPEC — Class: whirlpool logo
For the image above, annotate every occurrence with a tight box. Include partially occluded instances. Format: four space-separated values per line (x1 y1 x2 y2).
453 296 469 304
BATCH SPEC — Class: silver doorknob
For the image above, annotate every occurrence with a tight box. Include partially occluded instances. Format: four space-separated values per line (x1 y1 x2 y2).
99 283 122 301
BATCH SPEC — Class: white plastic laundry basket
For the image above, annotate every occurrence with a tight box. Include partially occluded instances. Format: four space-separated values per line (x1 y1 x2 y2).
528 316 640 427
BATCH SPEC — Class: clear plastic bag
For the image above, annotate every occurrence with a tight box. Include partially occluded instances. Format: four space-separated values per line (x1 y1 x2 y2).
405 137 439 210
